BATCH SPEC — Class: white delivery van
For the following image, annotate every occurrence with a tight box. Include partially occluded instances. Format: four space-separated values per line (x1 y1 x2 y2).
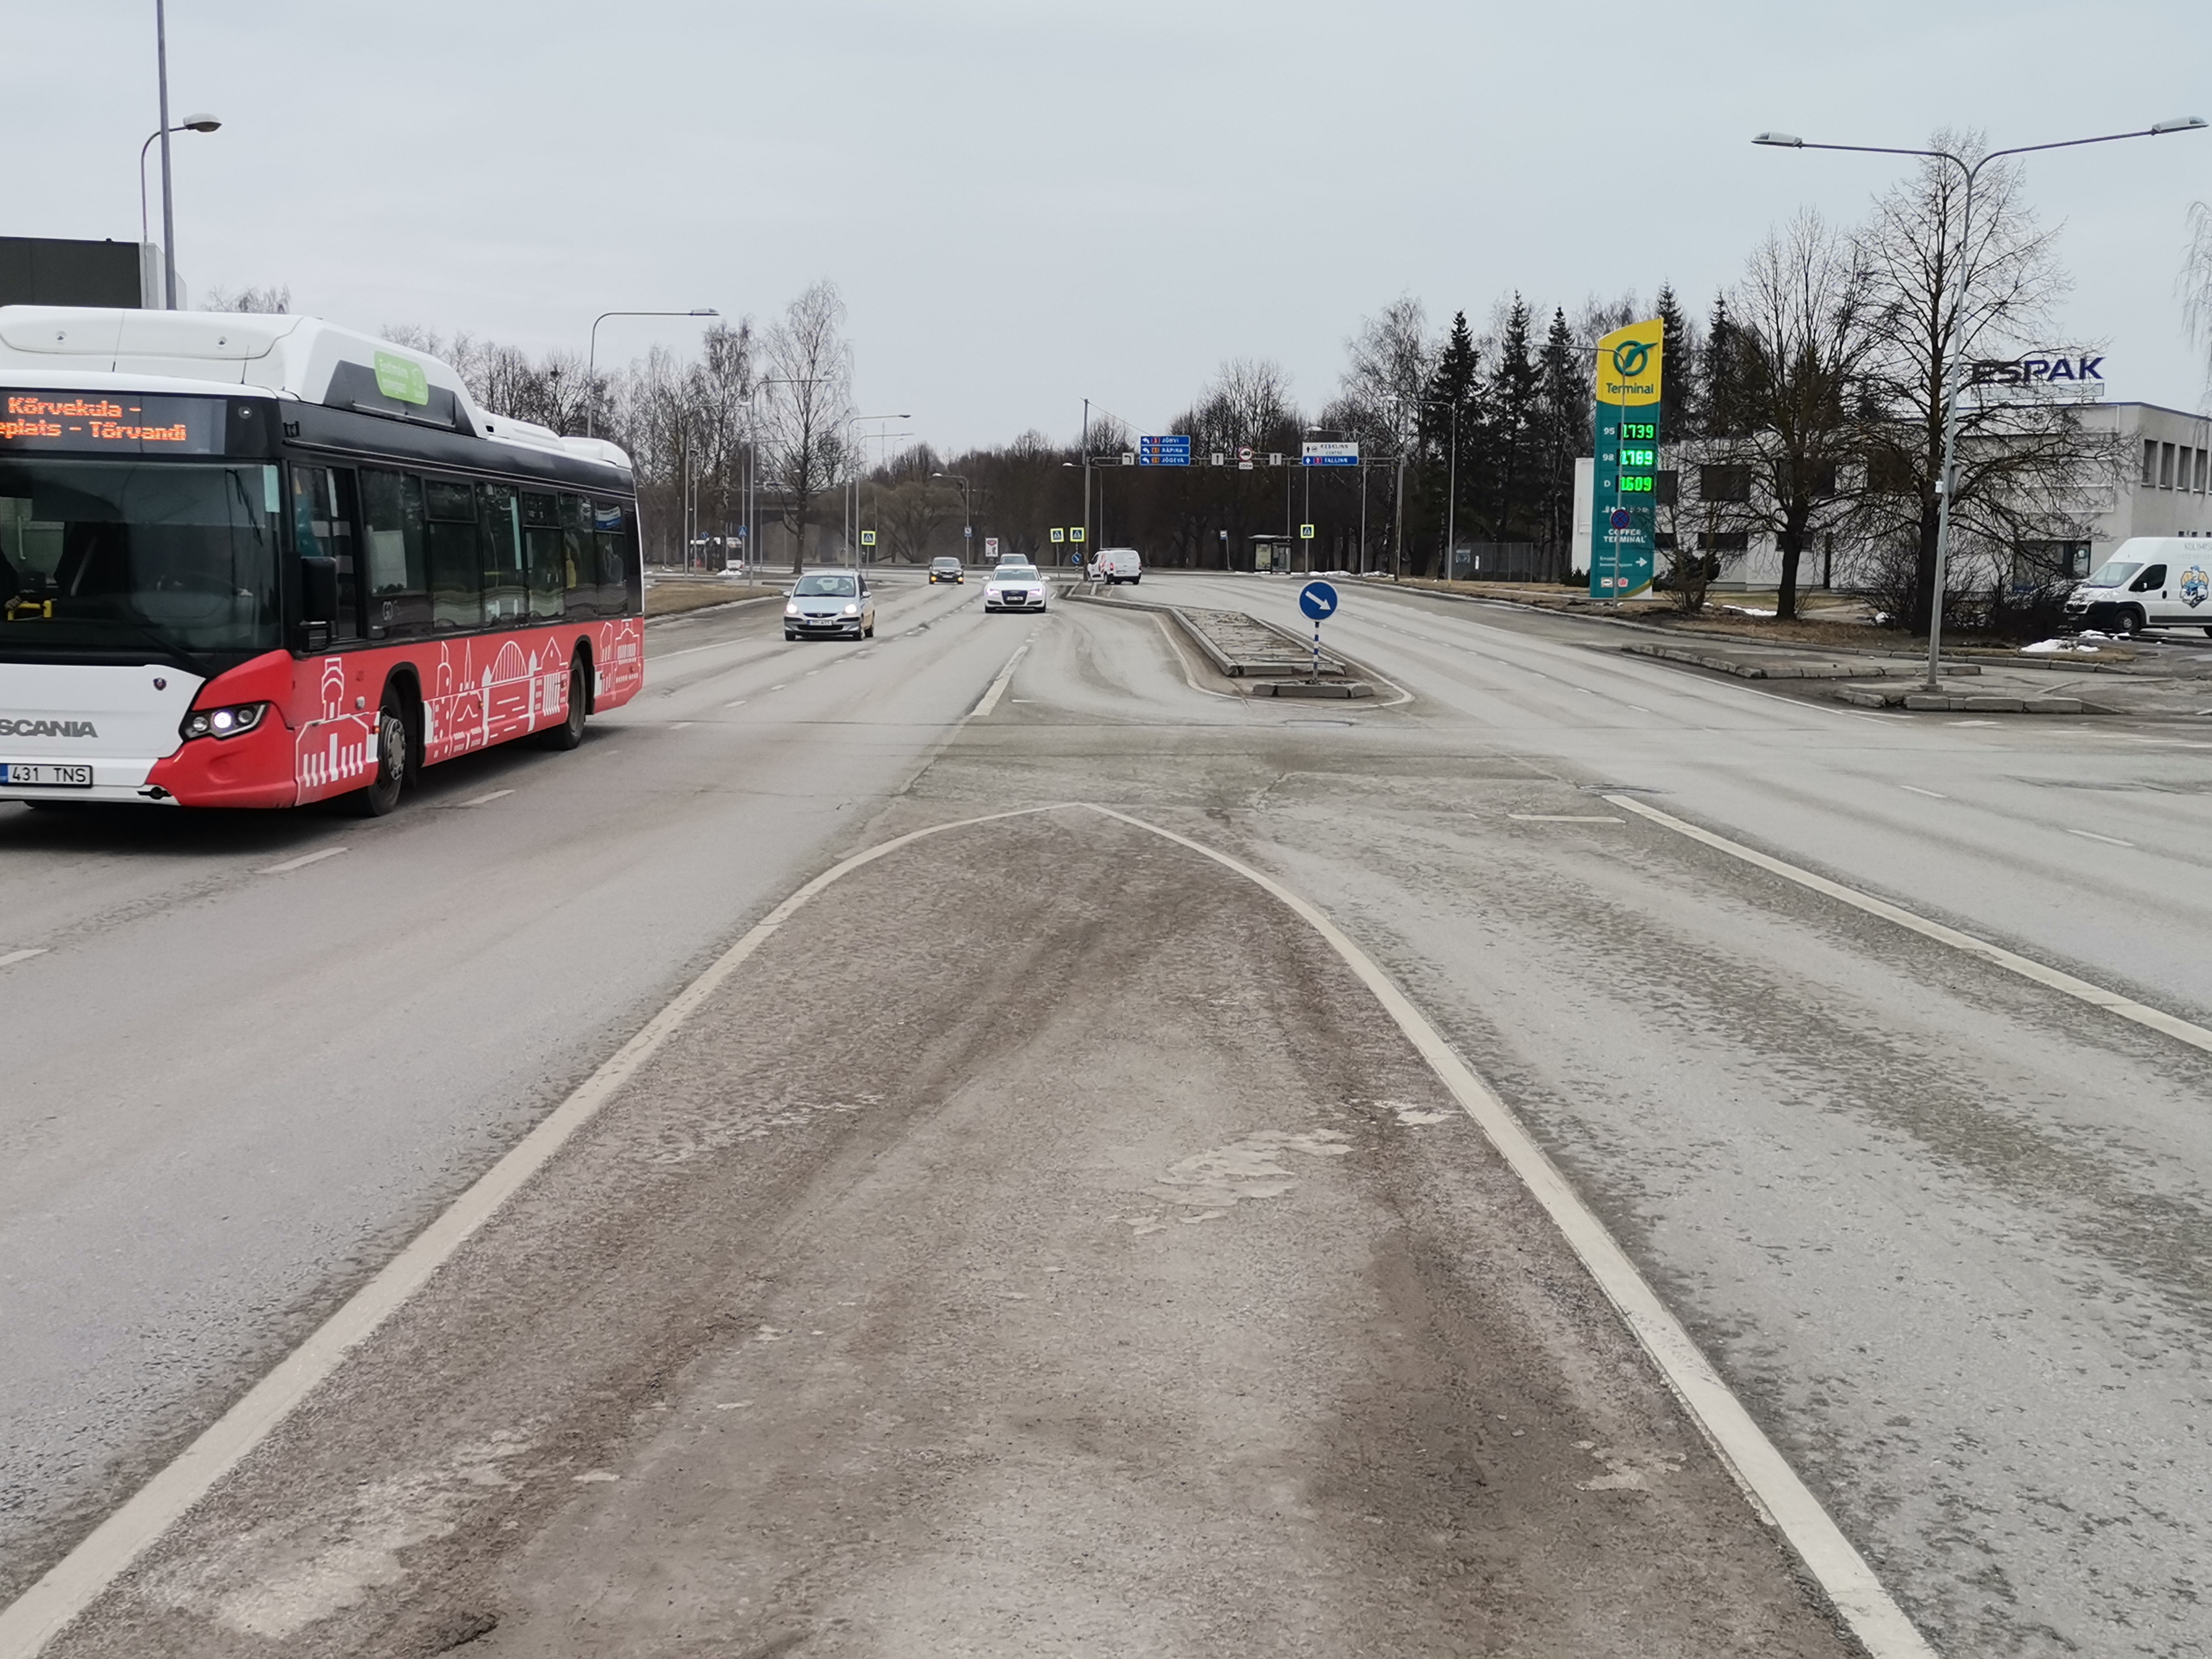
2064 538 2212 636
1095 547 1143 585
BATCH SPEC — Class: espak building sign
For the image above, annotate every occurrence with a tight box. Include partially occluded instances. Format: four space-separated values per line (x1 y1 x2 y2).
1970 353 2106 396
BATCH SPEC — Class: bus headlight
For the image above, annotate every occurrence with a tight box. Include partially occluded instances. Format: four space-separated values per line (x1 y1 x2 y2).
180 701 270 741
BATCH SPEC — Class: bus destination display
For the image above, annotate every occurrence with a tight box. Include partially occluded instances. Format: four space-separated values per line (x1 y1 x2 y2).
1 393 226 455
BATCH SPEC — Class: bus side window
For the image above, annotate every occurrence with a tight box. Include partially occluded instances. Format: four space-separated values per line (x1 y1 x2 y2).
290 464 361 642
592 500 629 616
360 468 429 638
559 495 595 620
521 491 563 623
622 508 643 615
479 483 525 625
423 478 481 631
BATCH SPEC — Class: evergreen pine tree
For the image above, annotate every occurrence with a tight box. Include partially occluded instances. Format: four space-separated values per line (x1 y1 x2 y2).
1534 308 1587 561
1655 283 1692 437
1487 295 1539 540
1702 293 1743 437
1418 311 1480 576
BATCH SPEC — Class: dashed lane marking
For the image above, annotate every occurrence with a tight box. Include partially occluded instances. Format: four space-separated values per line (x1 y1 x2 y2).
458 789 513 808
1507 814 1623 823
0 947 48 970
260 846 347 875
1607 793 2212 1057
1899 785 1946 799
967 635 1035 720
2068 828 2133 847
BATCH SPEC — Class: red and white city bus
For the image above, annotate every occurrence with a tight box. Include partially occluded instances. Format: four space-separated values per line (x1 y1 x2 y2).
0 307 644 813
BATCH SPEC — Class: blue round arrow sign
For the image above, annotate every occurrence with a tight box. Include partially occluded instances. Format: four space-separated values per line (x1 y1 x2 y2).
1298 580 1339 621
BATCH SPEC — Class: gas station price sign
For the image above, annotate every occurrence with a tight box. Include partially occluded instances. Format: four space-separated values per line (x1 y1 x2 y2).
1589 321 1665 599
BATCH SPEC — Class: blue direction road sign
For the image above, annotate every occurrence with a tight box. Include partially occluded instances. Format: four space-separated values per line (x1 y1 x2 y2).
1298 580 1339 621
1138 435 1192 466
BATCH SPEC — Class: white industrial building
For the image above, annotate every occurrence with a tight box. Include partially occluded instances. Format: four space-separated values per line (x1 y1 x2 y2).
1575 400 2212 590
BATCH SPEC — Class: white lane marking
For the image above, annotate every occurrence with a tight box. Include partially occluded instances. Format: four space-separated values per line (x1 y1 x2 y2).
1507 814 1623 823
1899 785 1946 800
723 700 748 709
1084 804 1938 1659
0 947 48 970
2068 828 2133 847
1607 794 2212 1057
1947 719 1998 728
1627 705 1654 714
670 722 694 730
458 789 513 808
0 802 1077 1658
769 684 787 691
260 846 346 875
968 641 1030 720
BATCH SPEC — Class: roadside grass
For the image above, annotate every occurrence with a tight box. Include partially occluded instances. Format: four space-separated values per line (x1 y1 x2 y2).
645 580 782 617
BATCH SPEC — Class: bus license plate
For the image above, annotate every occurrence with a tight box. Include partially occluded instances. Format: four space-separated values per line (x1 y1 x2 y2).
0 763 93 788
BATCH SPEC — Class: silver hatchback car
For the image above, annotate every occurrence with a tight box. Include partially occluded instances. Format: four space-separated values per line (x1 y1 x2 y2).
784 570 876 640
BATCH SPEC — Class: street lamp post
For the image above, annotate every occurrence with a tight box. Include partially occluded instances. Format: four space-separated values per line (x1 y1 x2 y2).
744 376 824 575
932 472 973 564
584 308 719 439
840 413 910 570
1754 116 2206 689
139 112 219 298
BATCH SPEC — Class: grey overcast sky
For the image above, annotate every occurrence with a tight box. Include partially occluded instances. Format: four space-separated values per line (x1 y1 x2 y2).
8 1 2210 450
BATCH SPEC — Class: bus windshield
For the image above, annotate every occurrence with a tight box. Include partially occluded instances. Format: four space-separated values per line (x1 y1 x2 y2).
0 459 280 659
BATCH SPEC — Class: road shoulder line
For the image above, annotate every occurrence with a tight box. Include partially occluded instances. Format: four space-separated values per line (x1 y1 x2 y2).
1083 802 1939 1659
0 803 1074 1659
1605 793 2212 1057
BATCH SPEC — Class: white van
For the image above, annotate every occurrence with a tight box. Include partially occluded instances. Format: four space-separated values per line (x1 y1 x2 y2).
1094 547 1143 585
2064 538 2212 636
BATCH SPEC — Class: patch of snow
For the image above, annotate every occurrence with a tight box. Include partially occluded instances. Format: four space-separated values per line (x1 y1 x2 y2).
2022 639 2100 655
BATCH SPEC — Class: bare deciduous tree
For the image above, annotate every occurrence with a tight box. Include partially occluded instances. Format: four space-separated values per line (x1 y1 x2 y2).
1854 132 2110 631
205 283 291 314
761 280 854 572
1719 211 1879 620
2182 199 2212 404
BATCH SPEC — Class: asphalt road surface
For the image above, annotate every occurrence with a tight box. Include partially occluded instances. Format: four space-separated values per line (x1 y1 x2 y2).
4 569 2208 1657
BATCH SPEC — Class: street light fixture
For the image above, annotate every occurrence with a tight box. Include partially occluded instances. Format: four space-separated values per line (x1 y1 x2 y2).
584 308 720 438
932 472 974 565
1753 116 2206 688
841 413 910 568
139 112 218 270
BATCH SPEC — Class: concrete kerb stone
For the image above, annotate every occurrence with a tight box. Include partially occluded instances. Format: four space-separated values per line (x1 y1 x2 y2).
1860 686 2090 714
1620 641 1982 680
1064 587 1375 690
1252 679 1375 699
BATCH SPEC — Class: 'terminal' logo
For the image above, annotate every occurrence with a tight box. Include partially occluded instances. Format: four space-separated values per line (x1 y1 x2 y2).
0 717 98 737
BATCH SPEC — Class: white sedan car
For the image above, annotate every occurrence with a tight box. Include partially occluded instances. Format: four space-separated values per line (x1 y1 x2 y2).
984 562 1048 613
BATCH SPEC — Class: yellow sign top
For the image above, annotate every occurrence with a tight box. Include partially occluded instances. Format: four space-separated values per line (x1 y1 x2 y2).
1595 318 1664 409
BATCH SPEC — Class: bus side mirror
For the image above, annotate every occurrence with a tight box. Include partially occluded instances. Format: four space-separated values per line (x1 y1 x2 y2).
300 556 339 623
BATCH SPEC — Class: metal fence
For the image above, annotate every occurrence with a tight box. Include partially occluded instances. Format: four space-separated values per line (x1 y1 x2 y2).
1448 542 1566 583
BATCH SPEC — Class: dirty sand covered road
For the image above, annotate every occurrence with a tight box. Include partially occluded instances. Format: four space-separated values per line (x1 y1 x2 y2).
44 808 1855 1658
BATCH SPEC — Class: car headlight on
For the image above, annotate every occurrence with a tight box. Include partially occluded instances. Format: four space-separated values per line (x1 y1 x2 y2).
785 600 800 616
842 602 859 616
180 701 270 741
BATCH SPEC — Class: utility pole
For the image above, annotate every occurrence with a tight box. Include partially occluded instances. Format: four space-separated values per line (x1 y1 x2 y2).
155 0 177 308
